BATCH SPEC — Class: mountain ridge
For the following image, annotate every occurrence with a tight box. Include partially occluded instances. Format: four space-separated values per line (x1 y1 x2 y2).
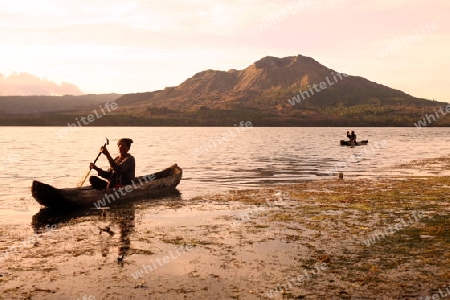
114 54 432 111
0 94 122 114
0 54 448 126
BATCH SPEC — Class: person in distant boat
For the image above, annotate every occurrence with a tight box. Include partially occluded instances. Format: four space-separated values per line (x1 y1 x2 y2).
347 130 357 144
350 131 357 143
89 138 136 190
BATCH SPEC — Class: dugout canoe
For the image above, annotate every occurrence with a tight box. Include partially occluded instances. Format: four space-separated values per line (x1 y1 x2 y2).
32 164 182 209
340 140 368 146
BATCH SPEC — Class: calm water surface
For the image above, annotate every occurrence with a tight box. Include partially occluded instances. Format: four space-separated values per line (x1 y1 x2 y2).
0 126 448 223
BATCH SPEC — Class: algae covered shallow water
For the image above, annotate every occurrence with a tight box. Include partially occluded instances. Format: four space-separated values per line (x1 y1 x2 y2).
1 173 449 299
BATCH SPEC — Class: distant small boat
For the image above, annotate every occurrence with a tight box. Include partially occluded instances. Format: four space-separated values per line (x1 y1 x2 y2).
340 140 368 146
32 164 182 209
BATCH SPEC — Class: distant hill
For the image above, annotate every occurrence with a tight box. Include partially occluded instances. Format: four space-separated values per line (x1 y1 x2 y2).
0 55 448 126
112 54 447 126
0 94 122 114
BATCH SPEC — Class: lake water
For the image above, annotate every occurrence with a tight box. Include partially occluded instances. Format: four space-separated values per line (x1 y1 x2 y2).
0 126 449 224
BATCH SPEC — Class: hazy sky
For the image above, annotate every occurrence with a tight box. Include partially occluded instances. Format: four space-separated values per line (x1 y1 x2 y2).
0 0 448 101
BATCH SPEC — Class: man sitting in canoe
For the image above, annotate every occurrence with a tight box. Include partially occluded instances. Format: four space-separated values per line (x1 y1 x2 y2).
347 130 356 144
89 138 136 189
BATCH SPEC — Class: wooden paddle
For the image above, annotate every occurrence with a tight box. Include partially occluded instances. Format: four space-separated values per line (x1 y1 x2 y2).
77 138 109 188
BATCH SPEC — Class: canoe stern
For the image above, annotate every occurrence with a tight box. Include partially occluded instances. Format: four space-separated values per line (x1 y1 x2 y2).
32 180 75 209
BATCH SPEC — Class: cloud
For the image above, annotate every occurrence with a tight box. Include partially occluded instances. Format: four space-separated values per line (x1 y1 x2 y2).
0 0 447 100
0 72 83 96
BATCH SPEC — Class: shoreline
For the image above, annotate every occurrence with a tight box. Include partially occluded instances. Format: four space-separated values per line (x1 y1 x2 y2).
1 159 450 299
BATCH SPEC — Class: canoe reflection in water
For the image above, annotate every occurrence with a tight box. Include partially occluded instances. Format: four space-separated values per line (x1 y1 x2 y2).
32 205 135 264
31 192 181 265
